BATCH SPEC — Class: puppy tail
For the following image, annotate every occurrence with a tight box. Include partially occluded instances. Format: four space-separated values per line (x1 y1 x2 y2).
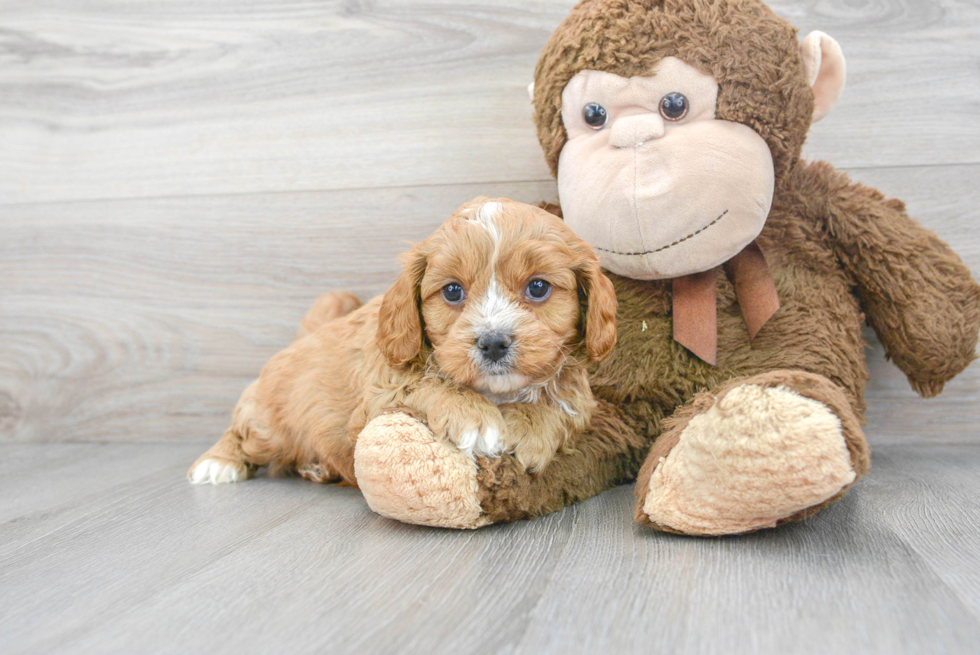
296 291 362 340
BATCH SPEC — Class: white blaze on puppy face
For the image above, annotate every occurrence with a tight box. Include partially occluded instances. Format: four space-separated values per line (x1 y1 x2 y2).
465 201 521 347
466 203 529 393
557 56 775 279
420 198 591 399
472 201 503 241
473 277 523 337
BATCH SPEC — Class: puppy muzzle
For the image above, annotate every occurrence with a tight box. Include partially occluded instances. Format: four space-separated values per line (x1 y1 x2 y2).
476 331 513 364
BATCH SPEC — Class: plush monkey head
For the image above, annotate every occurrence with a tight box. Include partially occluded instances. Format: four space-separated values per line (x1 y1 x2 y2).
531 0 846 280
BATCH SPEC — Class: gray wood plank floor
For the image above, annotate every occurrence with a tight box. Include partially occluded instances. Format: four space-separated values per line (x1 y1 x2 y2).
2 0 980 652
1 443 979 655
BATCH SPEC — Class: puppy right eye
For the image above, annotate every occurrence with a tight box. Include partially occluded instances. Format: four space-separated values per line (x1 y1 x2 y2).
525 279 552 301
442 283 465 304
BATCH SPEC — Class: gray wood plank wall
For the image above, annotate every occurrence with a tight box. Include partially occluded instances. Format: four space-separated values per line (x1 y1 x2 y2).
2 0 979 446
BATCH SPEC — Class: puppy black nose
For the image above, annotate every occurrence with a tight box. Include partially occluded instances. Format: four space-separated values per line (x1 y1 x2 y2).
477 332 513 363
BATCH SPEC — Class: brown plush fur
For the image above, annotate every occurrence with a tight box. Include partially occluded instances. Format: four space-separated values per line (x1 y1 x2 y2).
467 0 980 528
476 398 650 523
190 199 619 482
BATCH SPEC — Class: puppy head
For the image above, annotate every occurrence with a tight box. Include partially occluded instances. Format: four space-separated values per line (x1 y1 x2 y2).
377 197 617 396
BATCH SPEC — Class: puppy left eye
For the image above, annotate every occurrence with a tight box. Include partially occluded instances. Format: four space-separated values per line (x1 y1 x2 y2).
525 279 552 301
442 282 465 304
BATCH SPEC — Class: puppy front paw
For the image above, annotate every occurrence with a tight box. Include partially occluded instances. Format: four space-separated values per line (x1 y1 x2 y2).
509 440 556 473
455 425 504 459
188 457 248 485
500 404 568 473
432 405 507 461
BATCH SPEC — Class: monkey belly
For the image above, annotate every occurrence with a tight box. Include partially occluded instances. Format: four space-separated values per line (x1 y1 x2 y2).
590 258 868 438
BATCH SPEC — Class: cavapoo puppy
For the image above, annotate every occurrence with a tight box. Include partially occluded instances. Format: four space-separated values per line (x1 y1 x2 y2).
189 197 617 486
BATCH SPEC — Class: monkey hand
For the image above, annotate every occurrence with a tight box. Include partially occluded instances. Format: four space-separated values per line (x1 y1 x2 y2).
354 412 491 529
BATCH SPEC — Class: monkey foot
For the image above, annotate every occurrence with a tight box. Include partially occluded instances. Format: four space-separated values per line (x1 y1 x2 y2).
354 413 490 529
635 375 862 536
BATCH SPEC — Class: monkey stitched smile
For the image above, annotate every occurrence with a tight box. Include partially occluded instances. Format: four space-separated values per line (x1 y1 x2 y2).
593 209 729 256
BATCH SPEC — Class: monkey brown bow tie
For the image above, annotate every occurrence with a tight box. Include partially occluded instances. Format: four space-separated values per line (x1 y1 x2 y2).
671 241 780 366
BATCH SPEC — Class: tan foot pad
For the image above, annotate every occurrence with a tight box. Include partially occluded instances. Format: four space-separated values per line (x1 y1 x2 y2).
643 384 856 536
354 413 490 529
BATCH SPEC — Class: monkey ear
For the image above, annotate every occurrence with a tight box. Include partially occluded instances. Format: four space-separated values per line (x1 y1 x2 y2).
527 81 535 104
578 262 618 362
800 30 846 123
377 246 428 367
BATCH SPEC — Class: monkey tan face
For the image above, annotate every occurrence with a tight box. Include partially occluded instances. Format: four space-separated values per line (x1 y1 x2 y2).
557 57 775 279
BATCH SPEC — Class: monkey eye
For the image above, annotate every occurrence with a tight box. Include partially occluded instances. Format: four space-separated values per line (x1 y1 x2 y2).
582 102 608 129
659 92 689 121
525 279 552 302
442 282 465 304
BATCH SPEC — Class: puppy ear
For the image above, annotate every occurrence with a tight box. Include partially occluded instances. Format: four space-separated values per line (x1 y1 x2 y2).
578 261 618 362
377 245 428 367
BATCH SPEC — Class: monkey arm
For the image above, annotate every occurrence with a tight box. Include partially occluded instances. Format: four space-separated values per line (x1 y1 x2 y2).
474 399 650 523
353 399 650 528
808 161 980 396
498 400 586 473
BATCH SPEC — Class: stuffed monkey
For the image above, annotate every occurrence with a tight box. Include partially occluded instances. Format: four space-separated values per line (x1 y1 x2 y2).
353 0 980 535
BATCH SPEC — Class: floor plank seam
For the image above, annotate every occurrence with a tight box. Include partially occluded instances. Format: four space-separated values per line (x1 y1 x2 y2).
0 475 178 564
4 160 978 210
0 178 559 210
508 505 581 655
17 495 332 654
866 471 980 625
340 527 484 652
863 488 980 629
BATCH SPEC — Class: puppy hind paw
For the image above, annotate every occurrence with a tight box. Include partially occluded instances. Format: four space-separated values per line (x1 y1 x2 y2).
188 458 248 485
296 462 340 484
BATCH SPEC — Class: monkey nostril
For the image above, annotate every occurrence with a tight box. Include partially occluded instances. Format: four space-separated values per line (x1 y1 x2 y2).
477 332 513 363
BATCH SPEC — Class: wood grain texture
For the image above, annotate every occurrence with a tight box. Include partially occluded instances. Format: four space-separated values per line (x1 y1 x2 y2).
3 166 979 445
0 0 978 205
2 2 979 653
1 443 978 654
0 181 557 443
1 0 978 445
514 469 980 654
864 445 980 621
